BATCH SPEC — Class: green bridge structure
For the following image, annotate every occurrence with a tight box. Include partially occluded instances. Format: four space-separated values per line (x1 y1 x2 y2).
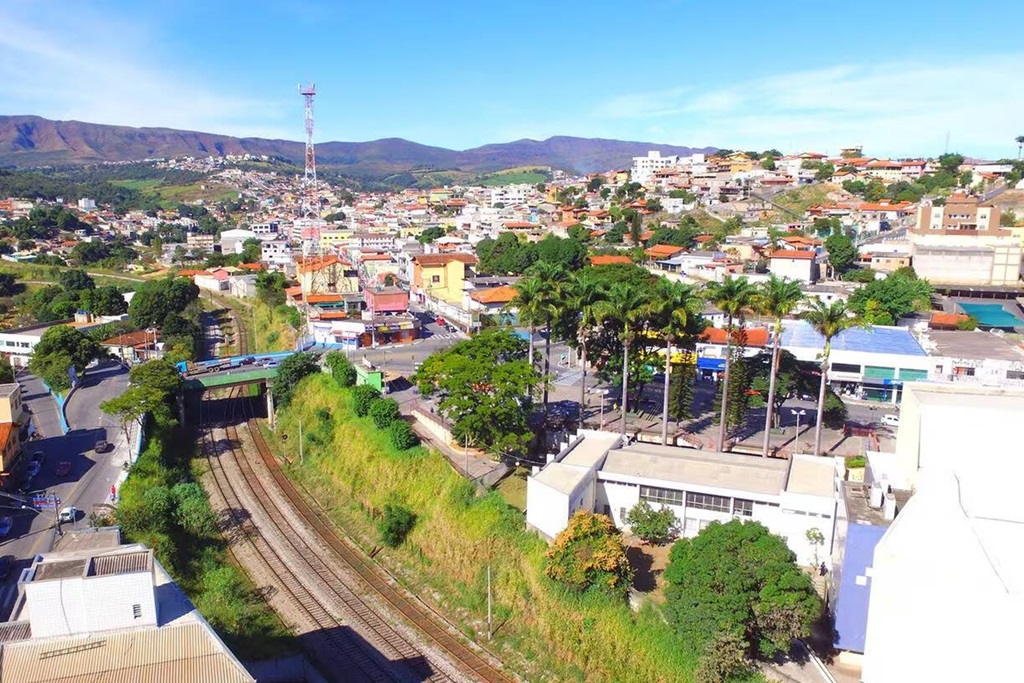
181 367 280 425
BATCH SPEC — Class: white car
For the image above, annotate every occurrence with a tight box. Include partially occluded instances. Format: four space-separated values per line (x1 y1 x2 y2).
58 507 78 523
881 414 900 427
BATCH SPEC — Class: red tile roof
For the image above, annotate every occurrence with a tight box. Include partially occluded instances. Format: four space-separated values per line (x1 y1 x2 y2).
414 253 478 267
298 255 343 274
930 312 969 328
700 327 769 347
645 244 685 259
503 221 535 229
469 285 517 305
770 250 816 260
590 255 633 266
306 293 344 304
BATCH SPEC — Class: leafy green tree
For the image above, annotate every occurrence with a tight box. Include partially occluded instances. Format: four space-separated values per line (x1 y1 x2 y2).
534 234 587 272
544 511 633 597
801 299 864 454
255 270 287 307
695 630 751 683
822 387 848 429
128 358 183 396
562 269 608 428
824 227 857 275
417 226 446 244
84 286 128 316
388 421 419 450
129 277 199 328
352 384 381 417
101 385 173 445
239 238 261 263
749 350 814 430
848 270 932 324
29 325 103 392
0 357 13 385
625 500 678 543
378 504 416 547
0 273 19 298
477 232 537 275
525 261 567 412
705 276 757 450
369 398 401 429
415 329 539 455
171 482 217 537
664 520 821 659
754 276 806 457
324 350 357 387
937 152 965 175
270 352 319 409
713 345 752 431
58 269 95 292
595 282 650 435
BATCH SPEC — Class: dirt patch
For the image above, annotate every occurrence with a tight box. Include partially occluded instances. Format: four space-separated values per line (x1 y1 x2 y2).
625 536 674 602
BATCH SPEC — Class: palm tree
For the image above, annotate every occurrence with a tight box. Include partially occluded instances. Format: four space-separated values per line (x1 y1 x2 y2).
705 276 757 451
800 299 863 456
595 282 649 437
754 276 805 458
564 269 608 429
508 276 544 370
651 280 703 445
1016 135 1024 159
527 261 567 412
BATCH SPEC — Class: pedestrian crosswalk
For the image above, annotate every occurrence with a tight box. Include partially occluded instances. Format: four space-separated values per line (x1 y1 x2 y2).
553 369 583 386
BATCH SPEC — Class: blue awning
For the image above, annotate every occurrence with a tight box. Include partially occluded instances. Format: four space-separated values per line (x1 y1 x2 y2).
697 357 726 371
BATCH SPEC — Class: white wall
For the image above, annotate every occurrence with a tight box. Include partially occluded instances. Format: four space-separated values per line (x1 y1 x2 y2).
526 477 570 540
26 572 157 638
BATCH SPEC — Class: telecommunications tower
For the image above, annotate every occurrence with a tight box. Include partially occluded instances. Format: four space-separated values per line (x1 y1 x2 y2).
299 83 317 217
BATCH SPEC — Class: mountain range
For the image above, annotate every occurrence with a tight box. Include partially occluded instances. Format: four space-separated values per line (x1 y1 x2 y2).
0 115 715 178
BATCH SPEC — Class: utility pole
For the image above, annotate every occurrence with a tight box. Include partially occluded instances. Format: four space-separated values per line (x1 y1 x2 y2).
487 564 493 641
464 433 469 479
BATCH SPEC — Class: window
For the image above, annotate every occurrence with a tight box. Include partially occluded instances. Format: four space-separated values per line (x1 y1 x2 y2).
831 362 861 374
685 492 730 513
732 498 754 517
430 275 441 284
641 486 684 506
1007 370 1024 380
132 604 142 619
954 366 975 377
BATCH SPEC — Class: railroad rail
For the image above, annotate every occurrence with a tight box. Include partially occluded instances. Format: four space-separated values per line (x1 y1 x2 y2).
242 415 515 683
201 389 455 682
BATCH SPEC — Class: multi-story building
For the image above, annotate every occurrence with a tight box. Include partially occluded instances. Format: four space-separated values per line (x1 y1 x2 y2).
488 185 531 208
185 233 216 251
411 253 477 305
910 196 1019 286
630 151 679 184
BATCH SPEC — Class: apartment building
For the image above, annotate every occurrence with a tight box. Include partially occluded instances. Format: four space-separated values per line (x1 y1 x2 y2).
630 151 680 184
910 195 1020 286
489 185 531 208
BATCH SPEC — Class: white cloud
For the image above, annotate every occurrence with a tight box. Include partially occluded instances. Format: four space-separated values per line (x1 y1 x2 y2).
593 55 1024 158
0 5 294 138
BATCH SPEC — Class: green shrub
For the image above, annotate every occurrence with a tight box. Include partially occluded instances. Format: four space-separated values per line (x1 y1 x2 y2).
324 351 357 387
352 384 381 417
369 398 401 429
956 315 979 331
845 455 866 469
378 503 416 547
387 420 419 450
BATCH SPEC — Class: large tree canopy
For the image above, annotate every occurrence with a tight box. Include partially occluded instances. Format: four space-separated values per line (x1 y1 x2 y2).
848 270 932 325
128 276 200 328
29 325 103 392
664 520 821 662
415 328 539 455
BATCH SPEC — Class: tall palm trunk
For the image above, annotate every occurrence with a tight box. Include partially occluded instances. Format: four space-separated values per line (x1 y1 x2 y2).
813 342 830 455
527 325 535 368
761 325 782 458
661 340 672 446
542 315 552 412
716 317 733 451
578 341 588 430
620 331 630 437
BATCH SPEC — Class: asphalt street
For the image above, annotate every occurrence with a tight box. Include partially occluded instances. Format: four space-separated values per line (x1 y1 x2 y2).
0 360 130 616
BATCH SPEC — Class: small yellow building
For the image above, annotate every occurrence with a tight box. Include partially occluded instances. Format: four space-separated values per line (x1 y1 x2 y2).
412 253 477 304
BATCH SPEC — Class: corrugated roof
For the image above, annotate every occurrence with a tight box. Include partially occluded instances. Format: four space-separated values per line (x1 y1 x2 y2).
89 550 152 577
0 622 253 683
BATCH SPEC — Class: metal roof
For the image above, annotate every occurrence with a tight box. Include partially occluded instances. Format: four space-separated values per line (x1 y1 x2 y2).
833 523 887 653
0 622 254 683
781 320 927 357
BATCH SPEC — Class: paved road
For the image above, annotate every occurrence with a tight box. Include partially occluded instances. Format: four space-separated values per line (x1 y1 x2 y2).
0 361 130 616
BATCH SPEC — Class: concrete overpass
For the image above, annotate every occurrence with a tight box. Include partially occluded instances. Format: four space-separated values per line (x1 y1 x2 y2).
181 367 280 425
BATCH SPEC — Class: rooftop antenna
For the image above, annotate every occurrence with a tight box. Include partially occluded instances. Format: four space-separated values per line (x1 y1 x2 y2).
944 130 950 155
299 83 317 218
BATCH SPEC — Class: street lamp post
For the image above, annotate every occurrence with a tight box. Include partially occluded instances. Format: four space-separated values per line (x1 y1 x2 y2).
792 408 807 450
599 389 608 430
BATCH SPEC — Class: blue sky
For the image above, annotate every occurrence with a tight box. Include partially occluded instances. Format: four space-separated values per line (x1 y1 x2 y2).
2 0 1023 158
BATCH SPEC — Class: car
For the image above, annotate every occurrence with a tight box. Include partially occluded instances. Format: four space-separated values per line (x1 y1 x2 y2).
265 362 278 369
94 440 110 453
58 507 78 523
240 356 256 365
0 555 13 579
55 461 72 477
26 461 41 477
881 414 900 427
0 517 13 537
30 451 45 464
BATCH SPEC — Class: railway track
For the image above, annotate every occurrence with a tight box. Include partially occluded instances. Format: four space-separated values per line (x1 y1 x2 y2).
200 390 467 683
241 413 515 683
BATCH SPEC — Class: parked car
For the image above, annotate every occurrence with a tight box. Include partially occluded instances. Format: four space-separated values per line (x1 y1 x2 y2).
55 461 72 477
94 440 110 453
881 414 900 427
0 517 13 537
58 507 78 523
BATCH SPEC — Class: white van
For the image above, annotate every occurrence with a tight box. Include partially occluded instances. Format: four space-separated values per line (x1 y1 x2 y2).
881 414 900 427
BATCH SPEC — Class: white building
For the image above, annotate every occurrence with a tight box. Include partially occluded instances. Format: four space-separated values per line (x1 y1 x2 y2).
526 431 838 566
630 151 679 184
769 250 819 283
5 532 253 682
219 228 257 255
76 197 96 211
853 383 1024 683
0 320 104 368
249 221 280 236
489 185 531 208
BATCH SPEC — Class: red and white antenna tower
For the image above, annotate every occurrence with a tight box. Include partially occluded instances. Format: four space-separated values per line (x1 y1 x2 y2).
298 83 317 217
